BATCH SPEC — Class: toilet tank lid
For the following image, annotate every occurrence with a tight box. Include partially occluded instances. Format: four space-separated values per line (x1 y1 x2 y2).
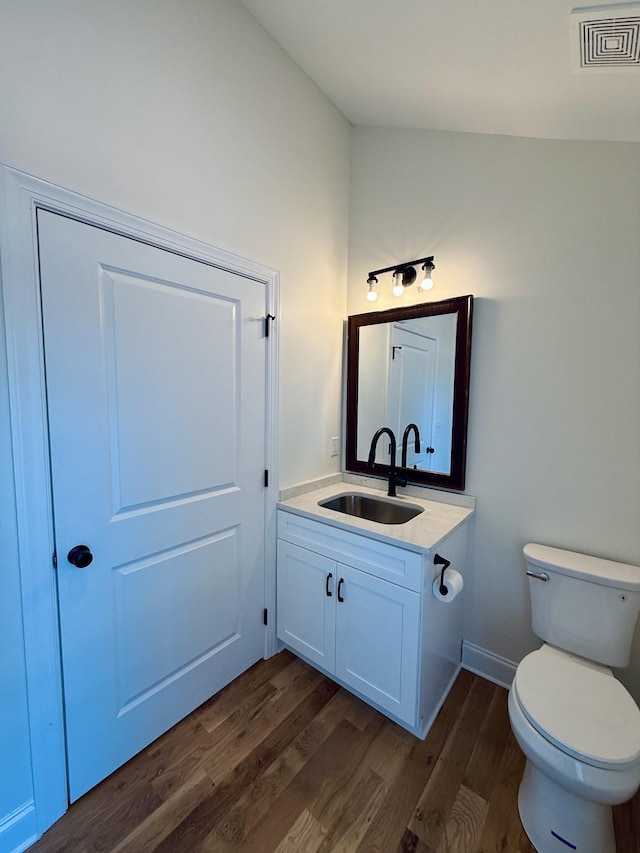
524 543 640 591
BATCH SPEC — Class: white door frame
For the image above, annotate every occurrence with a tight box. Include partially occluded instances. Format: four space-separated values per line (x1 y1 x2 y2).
0 165 280 836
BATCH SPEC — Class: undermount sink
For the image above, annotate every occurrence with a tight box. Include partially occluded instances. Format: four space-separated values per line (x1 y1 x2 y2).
318 492 424 525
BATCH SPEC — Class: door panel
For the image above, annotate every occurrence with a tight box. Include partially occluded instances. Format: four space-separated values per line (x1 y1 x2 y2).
38 210 267 801
113 529 240 709
103 269 239 508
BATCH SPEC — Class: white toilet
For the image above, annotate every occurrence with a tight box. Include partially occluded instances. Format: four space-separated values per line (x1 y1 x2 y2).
508 543 640 853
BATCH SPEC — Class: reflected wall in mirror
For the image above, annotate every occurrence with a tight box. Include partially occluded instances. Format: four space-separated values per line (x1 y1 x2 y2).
346 295 473 491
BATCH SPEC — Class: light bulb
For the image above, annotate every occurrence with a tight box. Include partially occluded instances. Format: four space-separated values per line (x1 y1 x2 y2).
366 284 378 302
420 262 434 291
392 272 404 296
420 271 434 291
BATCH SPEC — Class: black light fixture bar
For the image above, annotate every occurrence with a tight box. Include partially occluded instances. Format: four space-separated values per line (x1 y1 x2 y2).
368 255 434 278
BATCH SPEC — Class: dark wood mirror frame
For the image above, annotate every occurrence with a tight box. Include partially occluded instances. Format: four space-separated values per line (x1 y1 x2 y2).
346 295 473 491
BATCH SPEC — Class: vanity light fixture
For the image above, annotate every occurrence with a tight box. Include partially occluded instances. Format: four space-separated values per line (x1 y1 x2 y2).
365 255 435 300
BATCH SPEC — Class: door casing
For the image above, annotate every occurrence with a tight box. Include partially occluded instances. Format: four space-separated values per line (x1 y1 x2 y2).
0 165 279 836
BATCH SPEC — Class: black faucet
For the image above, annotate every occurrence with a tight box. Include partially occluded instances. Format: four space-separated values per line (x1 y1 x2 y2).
401 423 421 469
367 427 407 497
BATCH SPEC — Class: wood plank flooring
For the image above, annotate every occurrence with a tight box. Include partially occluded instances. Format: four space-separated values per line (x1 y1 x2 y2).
30 650 640 852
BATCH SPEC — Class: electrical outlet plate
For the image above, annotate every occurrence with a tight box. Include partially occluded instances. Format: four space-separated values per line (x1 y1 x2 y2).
330 437 339 457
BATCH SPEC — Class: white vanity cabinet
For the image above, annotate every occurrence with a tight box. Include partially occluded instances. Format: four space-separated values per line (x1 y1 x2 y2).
276 504 469 737
277 538 420 724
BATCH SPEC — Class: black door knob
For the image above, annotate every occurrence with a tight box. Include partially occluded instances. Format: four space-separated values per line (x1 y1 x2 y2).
67 545 93 568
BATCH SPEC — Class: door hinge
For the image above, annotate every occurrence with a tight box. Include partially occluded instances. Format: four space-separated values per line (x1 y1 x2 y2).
52 550 58 569
264 469 269 487
265 314 276 337
263 608 268 626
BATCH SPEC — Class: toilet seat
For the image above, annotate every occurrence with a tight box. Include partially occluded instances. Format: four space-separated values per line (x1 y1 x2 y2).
514 646 640 770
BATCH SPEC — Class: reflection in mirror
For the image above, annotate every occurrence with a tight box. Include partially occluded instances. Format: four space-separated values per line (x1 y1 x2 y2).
346 296 473 491
358 313 457 473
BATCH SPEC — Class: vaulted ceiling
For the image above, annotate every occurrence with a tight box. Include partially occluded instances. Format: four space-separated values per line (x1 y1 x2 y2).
240 0 640 142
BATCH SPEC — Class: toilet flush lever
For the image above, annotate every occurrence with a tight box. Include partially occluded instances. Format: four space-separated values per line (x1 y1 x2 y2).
526 569 549 582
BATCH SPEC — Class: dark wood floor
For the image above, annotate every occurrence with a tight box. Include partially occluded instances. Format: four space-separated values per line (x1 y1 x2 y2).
30 650 640 852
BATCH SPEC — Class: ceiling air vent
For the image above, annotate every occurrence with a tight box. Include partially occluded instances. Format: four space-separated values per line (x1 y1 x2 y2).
571 3 640 71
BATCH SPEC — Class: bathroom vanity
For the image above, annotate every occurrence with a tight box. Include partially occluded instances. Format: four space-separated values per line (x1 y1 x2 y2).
276 482 474 738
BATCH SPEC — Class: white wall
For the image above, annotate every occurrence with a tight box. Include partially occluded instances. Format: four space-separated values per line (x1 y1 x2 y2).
0 0 350 845
0 0 350 488
348 126 640 699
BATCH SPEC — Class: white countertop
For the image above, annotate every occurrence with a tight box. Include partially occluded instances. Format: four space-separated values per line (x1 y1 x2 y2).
277 481 474 554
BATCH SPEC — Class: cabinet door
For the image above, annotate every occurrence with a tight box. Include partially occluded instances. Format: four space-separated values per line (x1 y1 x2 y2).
335 564 419 725
276 541 336 671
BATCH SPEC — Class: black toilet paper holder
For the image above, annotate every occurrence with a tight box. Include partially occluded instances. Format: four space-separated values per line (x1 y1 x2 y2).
434 553 451 596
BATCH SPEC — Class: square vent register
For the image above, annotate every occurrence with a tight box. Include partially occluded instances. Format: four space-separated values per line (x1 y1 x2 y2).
571 3 640 70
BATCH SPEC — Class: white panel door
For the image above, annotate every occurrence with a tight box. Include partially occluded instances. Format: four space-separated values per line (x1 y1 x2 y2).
276 541 336 670
387 327 436 469
334 564 420 725
38 210 267 801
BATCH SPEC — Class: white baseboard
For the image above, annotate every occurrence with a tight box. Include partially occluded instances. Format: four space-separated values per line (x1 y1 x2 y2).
462 641 517 690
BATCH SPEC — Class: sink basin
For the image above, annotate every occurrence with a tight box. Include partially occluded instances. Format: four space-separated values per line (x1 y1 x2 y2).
318 492 424 525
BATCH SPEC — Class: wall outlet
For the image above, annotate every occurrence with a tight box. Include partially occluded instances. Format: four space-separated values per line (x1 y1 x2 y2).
330 437 339 457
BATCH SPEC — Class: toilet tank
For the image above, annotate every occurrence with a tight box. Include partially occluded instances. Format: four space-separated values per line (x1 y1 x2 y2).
524 543 640 668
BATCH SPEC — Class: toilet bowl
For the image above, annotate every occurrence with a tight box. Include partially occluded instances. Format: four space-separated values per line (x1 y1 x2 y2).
509 646 640 851
509 544 640 853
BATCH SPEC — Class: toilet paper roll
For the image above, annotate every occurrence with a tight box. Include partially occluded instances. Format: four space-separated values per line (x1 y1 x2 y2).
432 567 464 603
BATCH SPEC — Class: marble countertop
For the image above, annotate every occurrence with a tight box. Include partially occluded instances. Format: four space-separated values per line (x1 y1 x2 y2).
277 481 474 554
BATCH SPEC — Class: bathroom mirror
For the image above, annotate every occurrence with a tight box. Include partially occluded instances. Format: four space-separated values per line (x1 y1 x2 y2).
346 295 473 490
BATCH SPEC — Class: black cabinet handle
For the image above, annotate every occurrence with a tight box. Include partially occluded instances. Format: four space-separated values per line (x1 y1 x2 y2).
326 572 333 596
337 577 344 602
67 545 93 568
